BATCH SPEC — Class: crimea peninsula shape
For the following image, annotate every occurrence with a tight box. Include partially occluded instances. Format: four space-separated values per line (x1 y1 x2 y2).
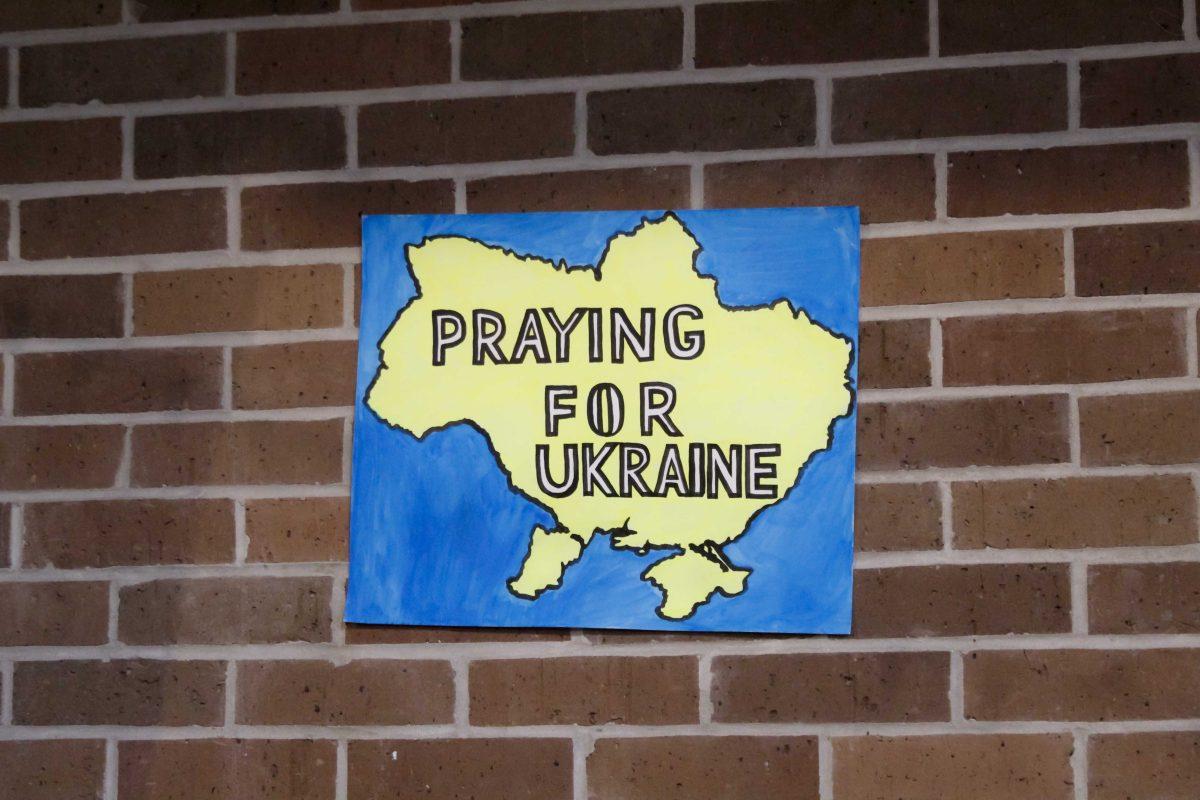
367 214 854 620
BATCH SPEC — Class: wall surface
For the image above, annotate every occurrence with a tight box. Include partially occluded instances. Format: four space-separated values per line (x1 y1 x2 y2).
1 0 1199 798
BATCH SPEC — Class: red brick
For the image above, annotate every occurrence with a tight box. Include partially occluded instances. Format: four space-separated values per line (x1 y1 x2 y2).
360 94 574 166
834 734 1074 800
120 740 335 800
24 499 235 568
21 189 225 260
135 0 335 22
0 425 124 490
133 265 344 335
940 0 1182 54
944 309 1187 386
348 739 572 800
834 65 1066 143
0 0 118 31
119 576 332 644
858 395 1070 470
953 475 1197 549
1087 52 1200 130
245 497 348 562
15 348 223 415
14 659 225 725
1089 563 1200 634
862 229 1064 306
345 624 568 644
696 0 926 67
0 119 121 183
855 564 1070 637
238 22 448 94
589 737 818 800
948 142 1189 217
0 274 124 338
713 652 949 722
466 166 690 213
0 741 106 800
1075 221 1200 296
136 108 344 178
965 649 1200 720
233 340 357 409
856 482 943 552
1090 732 1200 800
241 179 453 250
237 659 453 724
462 9 681 80
0 582 108 646
589 80 814 155
20 34 224 107
1080 390 1200 466
470 656 698 725
708 154 934 224
859 319 930 389
131 419 344 486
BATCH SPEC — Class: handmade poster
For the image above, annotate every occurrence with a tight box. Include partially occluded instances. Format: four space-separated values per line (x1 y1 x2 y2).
347 208 858 634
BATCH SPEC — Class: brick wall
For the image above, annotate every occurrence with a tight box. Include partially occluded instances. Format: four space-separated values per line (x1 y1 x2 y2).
1 1 1199 798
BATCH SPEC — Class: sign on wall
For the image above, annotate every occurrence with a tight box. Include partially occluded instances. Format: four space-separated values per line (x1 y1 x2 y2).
347 208 858 634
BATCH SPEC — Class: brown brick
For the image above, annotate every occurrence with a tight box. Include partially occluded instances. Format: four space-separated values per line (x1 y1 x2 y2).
1089 563 1200 634
0 119 121 183
859 319 930 389
0 582 108 646
855 564 1070 637
24 499 235 568
834 734 1074 800
120 740 335 800
345 624 568 644
21 34 224 107
238 22 448 94
948 142 1189 217
1083 53 1200 127
242 179 453 250
944 309 1187 386
713 652 948 723
21 189 225 260
360 94 574 166
834 65 1066 143
858 395 1070 470
0 741 106 800
131 419 343 486
0 425 124 490
245 497 347 562
348 739 571 800
707 155 935 224
0 274 124 338
954 475 1197 549
470 656 698 725
940 0 1182 54
0 0 118 31
1090 732 1200 800
233 340 356 409
589 80 814 155
467 167 690 213
1075 221 1200 296
696 0 926 67
589 737 818 800
136 0 335 22
14 659 225 725
119 576 332 645
965 649 1200 721
463 9 681 80
136 108 344 178
238 659 453 724
856 482 943 552
15 348 223 415
1080 390 1200 466
134 265 344 335
862 230 1064 306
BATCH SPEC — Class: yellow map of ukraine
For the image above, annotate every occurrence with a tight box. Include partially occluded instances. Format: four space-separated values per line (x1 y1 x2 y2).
367 214 854 620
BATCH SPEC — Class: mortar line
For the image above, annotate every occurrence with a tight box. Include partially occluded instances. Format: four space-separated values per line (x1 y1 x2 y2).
120 116 135 179
1187 306 1199 377
107 581 120 644
818 736 834 800
697 654 714 723
8 505 21 570
572 731 591 800
689 163 703 209
336 739 349 800
814 75 832 147
343 106 359 169
1185 0 1199 41
1068 390 1083 466
452 658 470 729
224 31 236 97
342 414 354 485
453 178 467 213
927 0 939 57
1067 58 1081 130
1071 561 1090 634
5 48 16 109
115 426 133 489
1063 228 1077 297
573 91 588 157
221 345 233 410
225 182 242 254
934 151 949 220
449 19 462 83
233 499 248 565
122 273 135 337
1072 730 1089 800
681 2 696 70
1 351 13 416
1189 138 1200 207
224 661 238 728
342 264 357 329
939 481 954 551
330 563 347 647
928 317 944 387
6 197 17 261
948 650 965 721
0 660 13 724
104 739 118 800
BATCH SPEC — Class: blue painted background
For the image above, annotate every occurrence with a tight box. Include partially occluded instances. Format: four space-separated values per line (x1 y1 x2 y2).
346 208 859 634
